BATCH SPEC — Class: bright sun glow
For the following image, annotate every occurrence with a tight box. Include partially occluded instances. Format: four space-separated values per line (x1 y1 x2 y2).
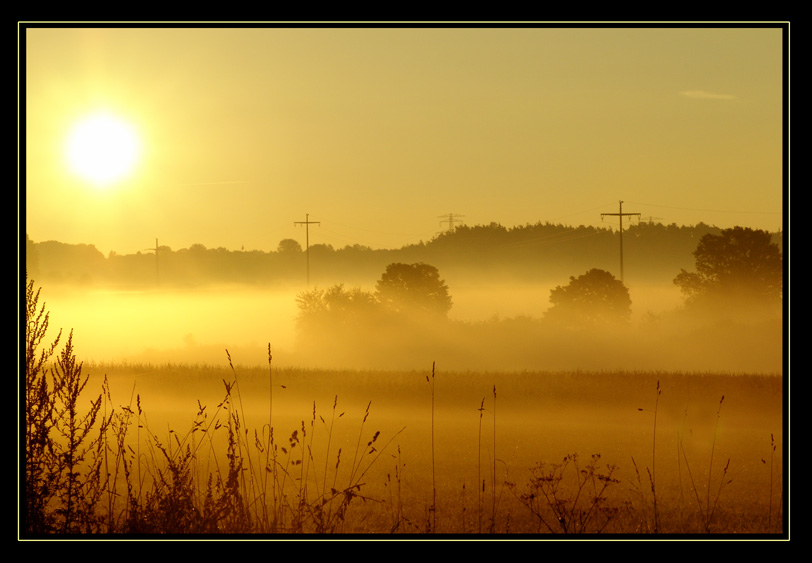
66 112 141 189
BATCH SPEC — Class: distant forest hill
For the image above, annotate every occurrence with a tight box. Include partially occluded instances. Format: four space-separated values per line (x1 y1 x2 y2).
25 222 783 290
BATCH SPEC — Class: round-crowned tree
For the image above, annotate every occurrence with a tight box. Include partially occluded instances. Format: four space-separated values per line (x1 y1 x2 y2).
545 268 631 327
277 238 303 254
375 262 452 317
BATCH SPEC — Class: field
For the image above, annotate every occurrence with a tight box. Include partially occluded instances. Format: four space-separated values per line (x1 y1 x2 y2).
78 358 784 537
23 280 786 539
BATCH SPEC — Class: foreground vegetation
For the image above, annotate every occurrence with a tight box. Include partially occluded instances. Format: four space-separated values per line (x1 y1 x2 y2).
22 310 784 537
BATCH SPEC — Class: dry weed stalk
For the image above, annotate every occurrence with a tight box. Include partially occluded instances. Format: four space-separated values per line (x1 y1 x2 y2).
636 379 661 532
512 453 620 534
25 276 112 534
678 394 732 533
491 385 497 533
477 396 485 534
762 432 780 532
427 361 436 533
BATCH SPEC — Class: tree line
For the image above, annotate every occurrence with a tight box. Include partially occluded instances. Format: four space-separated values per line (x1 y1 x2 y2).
24 221 783 289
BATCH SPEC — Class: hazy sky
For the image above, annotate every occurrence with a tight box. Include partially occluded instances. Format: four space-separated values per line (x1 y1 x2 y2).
23 24 785 256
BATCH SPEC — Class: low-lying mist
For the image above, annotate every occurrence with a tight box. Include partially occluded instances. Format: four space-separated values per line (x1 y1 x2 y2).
39 283 299 366
37 278 782 374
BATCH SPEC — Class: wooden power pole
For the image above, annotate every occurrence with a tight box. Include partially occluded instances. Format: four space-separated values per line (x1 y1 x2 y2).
601 201 640 284
144 238 159 286
294 213 320 287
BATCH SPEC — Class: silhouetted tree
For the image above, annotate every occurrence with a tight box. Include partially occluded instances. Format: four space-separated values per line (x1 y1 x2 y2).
375 262 452 317
673 226 783 310
295 284 378 333
294 284 383 362
545 268 631 327
26 235 40 278
277 239 303 253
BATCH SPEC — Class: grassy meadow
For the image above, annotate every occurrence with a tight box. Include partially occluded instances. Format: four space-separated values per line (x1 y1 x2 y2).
56 356 782 537
23 278 785 538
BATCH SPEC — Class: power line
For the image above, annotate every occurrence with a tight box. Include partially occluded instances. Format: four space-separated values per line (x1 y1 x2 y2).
625 200 781 216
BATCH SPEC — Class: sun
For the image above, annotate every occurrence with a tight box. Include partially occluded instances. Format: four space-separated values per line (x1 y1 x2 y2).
65 112 141 189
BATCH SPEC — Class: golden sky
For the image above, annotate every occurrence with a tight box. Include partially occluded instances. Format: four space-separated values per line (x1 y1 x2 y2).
23 25 785 255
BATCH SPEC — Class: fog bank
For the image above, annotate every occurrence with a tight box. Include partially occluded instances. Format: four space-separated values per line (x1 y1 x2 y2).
34 280 782 374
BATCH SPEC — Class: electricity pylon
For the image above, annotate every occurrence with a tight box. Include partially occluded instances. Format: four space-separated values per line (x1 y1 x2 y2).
438 213 465 233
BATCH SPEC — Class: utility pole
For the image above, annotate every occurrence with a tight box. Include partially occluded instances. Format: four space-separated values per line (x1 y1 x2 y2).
438 213 465 233
601 201 640 284
294 213 320 287
144 238 159 286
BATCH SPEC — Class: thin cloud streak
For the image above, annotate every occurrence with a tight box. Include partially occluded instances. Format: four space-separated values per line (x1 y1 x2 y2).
680 90 736 100
176 181 249 187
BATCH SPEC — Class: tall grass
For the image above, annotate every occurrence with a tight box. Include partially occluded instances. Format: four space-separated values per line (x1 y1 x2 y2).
678 394 732 533
477 396 485 533
427 361 436 533
766 433 778 532
24 277 406 534
631 380 661 532
22 277 785 536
